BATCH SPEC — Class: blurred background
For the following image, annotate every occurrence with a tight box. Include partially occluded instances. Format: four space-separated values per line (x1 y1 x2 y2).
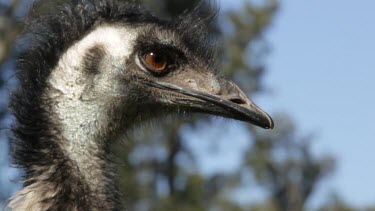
0 0 374 210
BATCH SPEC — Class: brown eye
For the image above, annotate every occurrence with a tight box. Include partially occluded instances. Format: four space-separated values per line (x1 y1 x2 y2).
144 52 168 72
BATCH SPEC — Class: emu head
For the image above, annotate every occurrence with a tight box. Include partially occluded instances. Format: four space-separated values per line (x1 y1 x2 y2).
38 4 273 144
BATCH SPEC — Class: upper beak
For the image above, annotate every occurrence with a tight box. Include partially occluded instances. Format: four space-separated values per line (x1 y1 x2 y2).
145 79 274 129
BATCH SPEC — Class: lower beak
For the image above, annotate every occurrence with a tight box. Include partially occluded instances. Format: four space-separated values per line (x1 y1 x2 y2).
145 81 274 129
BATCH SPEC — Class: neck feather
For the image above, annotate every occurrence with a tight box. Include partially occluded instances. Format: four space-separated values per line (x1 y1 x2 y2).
9 94 124 211
9 110 123 210
9 25 139 210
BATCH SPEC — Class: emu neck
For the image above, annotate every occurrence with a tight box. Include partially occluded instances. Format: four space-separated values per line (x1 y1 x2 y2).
9 89 128 211
10 25 139 210
9 101 126 211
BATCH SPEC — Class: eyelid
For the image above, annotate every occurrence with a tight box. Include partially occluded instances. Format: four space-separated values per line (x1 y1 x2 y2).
141 43 186 61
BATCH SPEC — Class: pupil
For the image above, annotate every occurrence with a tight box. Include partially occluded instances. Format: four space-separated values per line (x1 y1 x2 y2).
151 53 163 64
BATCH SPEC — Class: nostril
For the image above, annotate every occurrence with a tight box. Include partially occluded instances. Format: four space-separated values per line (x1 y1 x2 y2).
229 98 247 105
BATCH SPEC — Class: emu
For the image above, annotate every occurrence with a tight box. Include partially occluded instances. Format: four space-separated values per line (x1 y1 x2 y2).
8 0 273 210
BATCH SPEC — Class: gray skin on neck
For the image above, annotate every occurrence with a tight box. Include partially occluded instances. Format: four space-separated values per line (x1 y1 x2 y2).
47 24 140 194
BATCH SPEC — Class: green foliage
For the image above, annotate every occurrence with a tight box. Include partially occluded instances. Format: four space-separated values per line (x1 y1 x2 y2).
0 0 22 65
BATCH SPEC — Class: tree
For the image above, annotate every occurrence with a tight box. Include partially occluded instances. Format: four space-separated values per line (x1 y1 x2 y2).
245 114 335 210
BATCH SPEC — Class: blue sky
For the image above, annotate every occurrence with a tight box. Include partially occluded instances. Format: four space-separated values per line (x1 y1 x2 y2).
218 0 375 207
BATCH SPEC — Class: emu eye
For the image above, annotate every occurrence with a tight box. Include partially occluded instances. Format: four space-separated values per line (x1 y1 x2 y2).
143 52 169 73
139 48 182 76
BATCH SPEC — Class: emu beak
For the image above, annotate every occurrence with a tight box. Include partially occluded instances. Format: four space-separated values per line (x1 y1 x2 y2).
145 79 274 129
